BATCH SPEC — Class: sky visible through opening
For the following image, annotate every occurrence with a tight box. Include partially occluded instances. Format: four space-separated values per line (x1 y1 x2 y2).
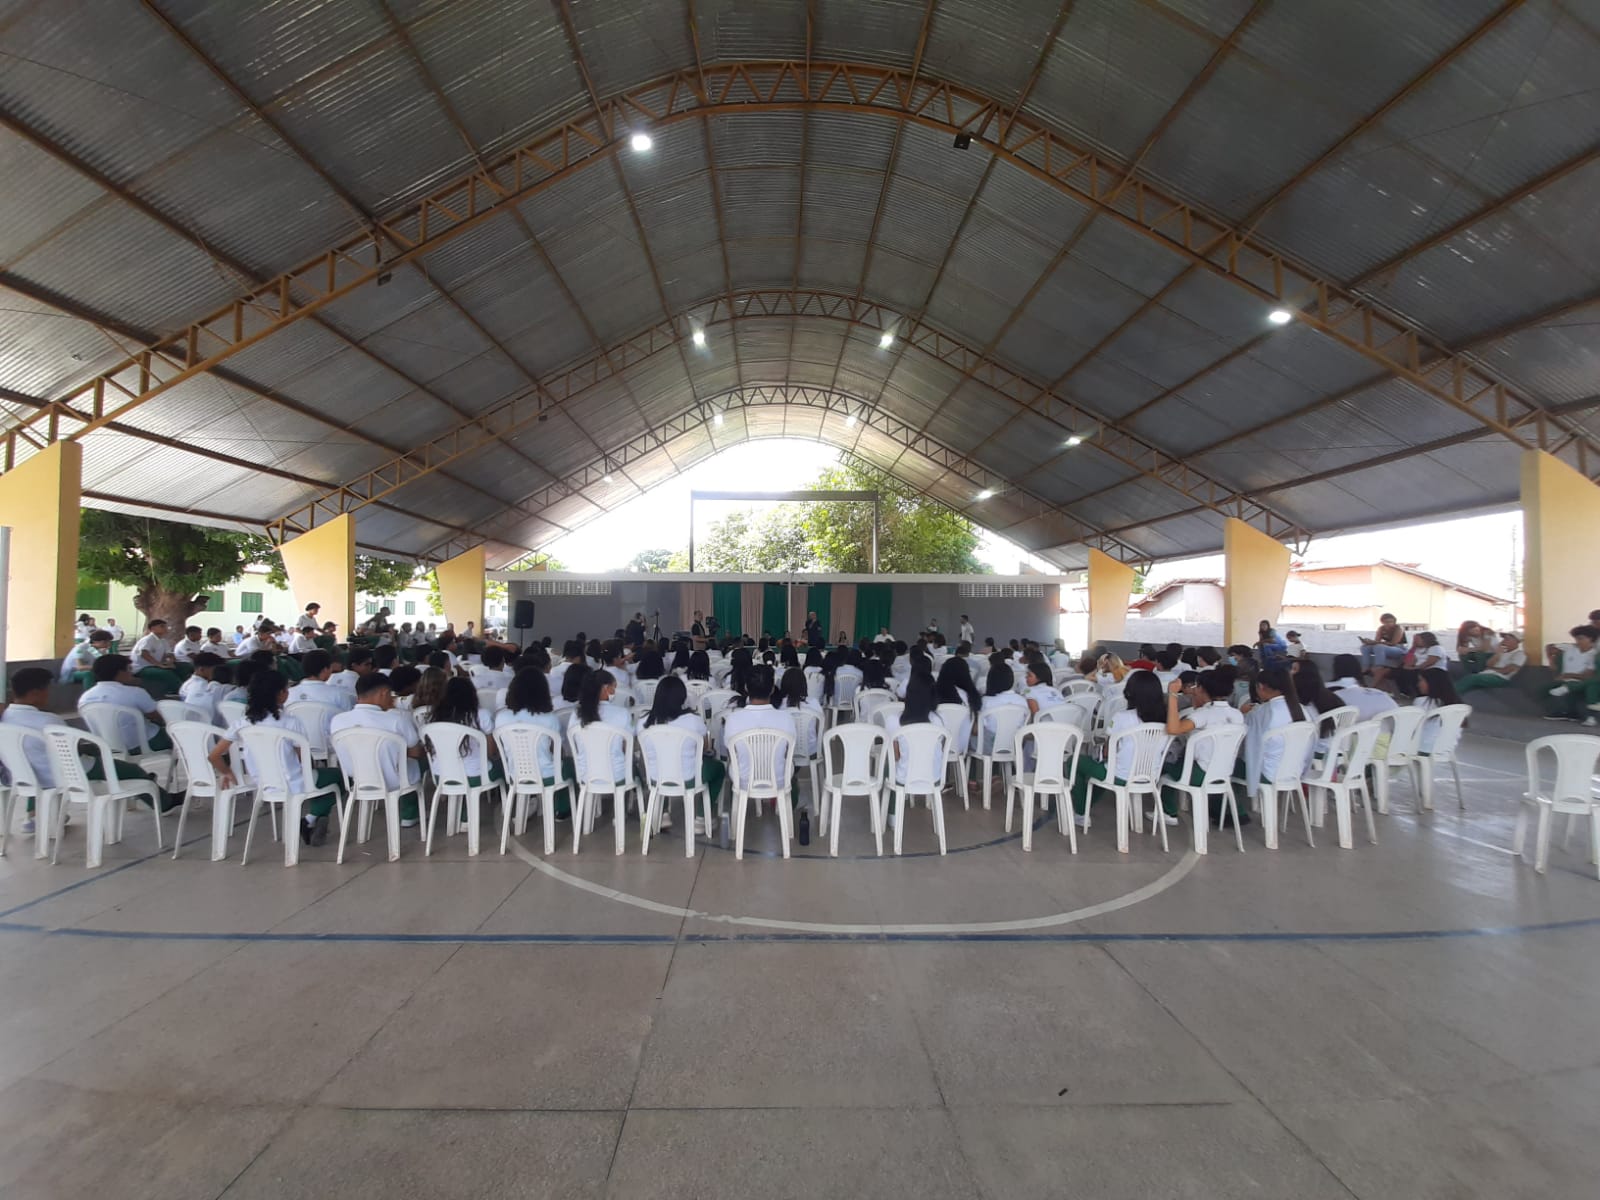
542 437 1521 600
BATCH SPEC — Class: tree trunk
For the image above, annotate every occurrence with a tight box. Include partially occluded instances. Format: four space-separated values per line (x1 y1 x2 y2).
133 583 206 634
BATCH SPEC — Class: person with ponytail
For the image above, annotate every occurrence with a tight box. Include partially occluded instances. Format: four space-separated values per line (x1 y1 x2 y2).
641 675 725 831
1239 665 1307 812
430 676 502 785
1412 667 1465 754
936 655 982 717
1067 669 1167 826
208 668 344 845
574 667 633 784
774 666 824 758
495 667 573 819
1161 670 1246 825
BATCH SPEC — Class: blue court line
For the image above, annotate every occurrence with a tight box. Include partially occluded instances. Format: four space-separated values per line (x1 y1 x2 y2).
4 913 1600 946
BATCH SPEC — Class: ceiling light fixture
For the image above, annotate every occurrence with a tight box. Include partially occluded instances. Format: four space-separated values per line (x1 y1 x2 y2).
1268 308 1293 325
713 411 724 426
630 131 653 152
846 413 858 428
878 331 895 349
691 328 706 348
977 488 995 500
1065 434 1083 447
602 474 614 483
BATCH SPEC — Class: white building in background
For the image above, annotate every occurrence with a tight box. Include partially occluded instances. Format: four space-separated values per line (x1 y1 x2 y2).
72 565 440 640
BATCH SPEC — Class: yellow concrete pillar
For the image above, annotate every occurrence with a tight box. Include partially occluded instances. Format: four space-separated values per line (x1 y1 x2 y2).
435 546 486 633
1522 449 1600 652
0 442 83 661
1086 547 1135 645
278 514 355 640
1223 517 1289 648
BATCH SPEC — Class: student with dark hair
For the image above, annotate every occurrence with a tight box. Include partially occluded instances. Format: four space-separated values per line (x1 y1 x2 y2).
79 653 170 752
1413 669 1465 752
209 669 343 844
411 667 449 721
1544 625 1598 721
1196 646 1222 668
881 672 945 820
1160 670 1246 824
936 655 982 716
429 677 502 785
496 667 573 819
4 667 75 833
1292 659 1343 739
860 659 891 693
1069 671 1167 825
178 651 227 721
574 668 632 784
1239 666 1307 809
387 664 421 704
640 675 725 831
722 663 797 798
685 649 710 681
556 662 589 713
1327 653 1400 722
329 671 425 828
977 662 1028 759
1023 659 1063 715
635 649 666 681
288 649 356 713
775 666 825 760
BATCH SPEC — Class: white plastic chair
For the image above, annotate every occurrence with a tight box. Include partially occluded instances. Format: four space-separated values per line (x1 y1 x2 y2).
40 726 162 868
789 707 823 813
421 722 502 857
1062 692 1100 731
568 721 637 855
972 705 1029 810
1416 703 1471 811
285 701 338 766
493 723 570 856
868 701 905 729
884 724 951 855
1162 724 1248 855
0 724 57 859
217 699 247 728
684 679 712 706
1304 720 1380 850
854 689 893 723
157 699 211 726
827 674 860 726
820 724 887 856
1512 734 1600 878
1369 706 1427 814
1087 723 1173 853
78 702 175 793
237 723 342 867
1094 694 1128 752
701 688 740 718
633 678 660 708
1260 722 1317 851
1007 724 1083 853
935 702 975 800
638 725 713 858
728 727 796 860
475 687 501 714
330 726 420 864
166 720 255 861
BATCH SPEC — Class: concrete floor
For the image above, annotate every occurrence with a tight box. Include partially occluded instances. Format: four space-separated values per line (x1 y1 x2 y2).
2 732 1598 1199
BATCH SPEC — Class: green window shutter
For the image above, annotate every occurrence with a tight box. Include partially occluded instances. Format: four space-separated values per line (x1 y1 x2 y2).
239 592 263 613
196 590 224 611
74 581 110 609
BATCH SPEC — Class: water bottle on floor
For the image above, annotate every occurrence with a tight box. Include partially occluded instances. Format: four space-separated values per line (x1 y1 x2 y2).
798 808 811 846
718 811 730 849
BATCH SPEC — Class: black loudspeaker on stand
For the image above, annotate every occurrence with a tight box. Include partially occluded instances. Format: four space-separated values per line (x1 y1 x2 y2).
513 598 535 650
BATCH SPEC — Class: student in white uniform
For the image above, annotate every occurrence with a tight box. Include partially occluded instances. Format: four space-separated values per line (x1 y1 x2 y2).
1023 661 1065 715
423 677 500 785
495 667 573 819
130 618 185 694
639 674 725 832
1069 671 1167 827
977 662 1029 754
285 626 319 655
571 669 633 785
1327 654 1400 723
103 618 125 650
79 653 169 752
296 604 322 636
1240 666 1309 817
61 629 113 685
209 669 344 845
178 652 227 722
1458 632 1526 695
1283 631 1307 660
722 664 796 795
468 645 516 692
880 673 946 822
288 651 357 713
171 625 207 665
773 667 825 759
1408 631 1447 673
1161 670 1246 825
73 614 98 643
330 671 425 827
3 667 74 833
959 615 975 645
1412 668 1465 754
330 648 377 691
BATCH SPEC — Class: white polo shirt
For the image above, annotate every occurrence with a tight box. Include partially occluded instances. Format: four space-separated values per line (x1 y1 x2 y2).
130 632 170 673
79 679 161 747
571 703 633 782
286 632 318 655
288 678 356 713
979 691 1028 753
723 703 795 789
639 711 706 783
296 613 320 632
1329 678 1399 723
233 635 266 658
59 642 101 682
329 703 421 789
178 674 221 720
1557 645 1597 676
1184 701 1244 770
172 636 207 664
1 703 70 786
227 712 312 793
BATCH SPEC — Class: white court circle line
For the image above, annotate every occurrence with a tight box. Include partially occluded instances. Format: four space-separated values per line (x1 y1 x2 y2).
507 837 1201 935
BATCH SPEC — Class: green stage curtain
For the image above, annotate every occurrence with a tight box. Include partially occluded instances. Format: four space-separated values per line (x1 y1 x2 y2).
762 583 787 639
854 582 892 644
806 582 831 643
712 581 742 639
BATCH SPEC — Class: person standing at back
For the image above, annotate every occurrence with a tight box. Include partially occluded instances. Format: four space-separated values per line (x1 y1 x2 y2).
959 615 975 645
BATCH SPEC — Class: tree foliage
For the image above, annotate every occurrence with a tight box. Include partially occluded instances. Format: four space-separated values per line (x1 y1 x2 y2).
78 510 266 628
625 547 675 573
688 460 987 573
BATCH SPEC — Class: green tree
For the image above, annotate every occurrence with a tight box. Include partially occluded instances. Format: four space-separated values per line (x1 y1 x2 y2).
626 548 675 573
78 511 265 630
801 462 985 573
695 507 814 572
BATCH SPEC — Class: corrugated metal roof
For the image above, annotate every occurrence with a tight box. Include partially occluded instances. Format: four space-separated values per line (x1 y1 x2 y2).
5 1 1595 566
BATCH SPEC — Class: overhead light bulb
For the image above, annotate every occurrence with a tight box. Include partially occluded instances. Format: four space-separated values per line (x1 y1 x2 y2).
977 488 995 500
713 412 724 426
603 474 614 483
691 328 706 348
1065 434 1083 447
846 413 858 428
1268 308 1293 325
630 131 653 152
878 331 895 349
